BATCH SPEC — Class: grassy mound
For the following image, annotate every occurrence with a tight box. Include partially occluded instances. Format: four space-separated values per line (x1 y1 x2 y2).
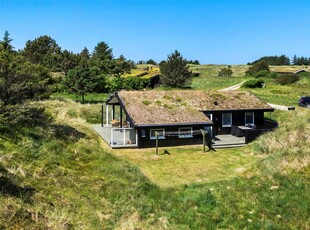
0 99 309 229
252 108 310 176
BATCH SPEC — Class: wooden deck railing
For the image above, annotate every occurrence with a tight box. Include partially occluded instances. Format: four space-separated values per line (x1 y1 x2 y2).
244 119 278 143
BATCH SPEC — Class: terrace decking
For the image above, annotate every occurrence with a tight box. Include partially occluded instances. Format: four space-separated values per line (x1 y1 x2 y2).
92 124 246 149
212 135 246 148
92 124 138 148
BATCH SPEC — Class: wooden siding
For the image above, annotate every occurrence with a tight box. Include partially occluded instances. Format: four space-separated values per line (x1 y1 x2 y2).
203 110 267 135
137 124 210 148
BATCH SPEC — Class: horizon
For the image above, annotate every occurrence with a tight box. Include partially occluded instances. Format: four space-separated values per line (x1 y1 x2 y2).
1 0 310 64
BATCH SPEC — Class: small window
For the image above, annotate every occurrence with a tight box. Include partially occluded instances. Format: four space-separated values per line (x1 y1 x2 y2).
245 112 254 125
141 130 146 138
150 129 165 140
179 127 193 138
206 114 213 121
222 113 232 127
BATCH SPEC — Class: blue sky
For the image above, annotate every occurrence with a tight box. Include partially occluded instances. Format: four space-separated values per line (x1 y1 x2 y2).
1 0 309 64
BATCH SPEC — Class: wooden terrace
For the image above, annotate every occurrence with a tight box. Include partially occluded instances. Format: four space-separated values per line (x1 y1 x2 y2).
92 124 246 149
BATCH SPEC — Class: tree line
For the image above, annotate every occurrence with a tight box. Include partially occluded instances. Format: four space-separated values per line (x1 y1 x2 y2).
1 31 157 102
248 55 310 66
0 31 196 134
0 31 152 134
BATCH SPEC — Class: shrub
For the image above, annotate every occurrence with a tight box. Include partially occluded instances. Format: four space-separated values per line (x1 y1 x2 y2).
253 70 278 78
298 71 310 77
142 100 151 105
218 67 233 77
253 70 270 78
275 74 300 85
106 77 151 92
242 79 265 88
245 61 270 75
268 72 279 78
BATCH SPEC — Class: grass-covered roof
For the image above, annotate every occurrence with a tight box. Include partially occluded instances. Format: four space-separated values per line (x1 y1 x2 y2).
116 90 273 126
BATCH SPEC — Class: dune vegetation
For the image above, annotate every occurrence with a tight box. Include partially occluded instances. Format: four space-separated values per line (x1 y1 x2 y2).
0 97 309 229
1 31 309 228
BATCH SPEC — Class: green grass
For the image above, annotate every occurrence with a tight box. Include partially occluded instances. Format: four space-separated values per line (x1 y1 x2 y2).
192 75 246 90
189 64 247 90
1 99 309 229
111 146 256 188
190 64 310 106
52 92 108 104
241 76 310 106
1 68 310 228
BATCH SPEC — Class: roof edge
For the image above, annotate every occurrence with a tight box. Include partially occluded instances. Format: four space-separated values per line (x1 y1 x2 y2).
135 122 213 128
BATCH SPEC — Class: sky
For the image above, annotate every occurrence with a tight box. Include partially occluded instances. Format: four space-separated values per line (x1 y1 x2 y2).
0 0 310 64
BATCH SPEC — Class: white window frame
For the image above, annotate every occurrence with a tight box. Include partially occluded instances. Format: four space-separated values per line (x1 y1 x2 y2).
245 112 255 125
206 113 213 121
150 129 165 140
222 113 232 127
178 127 193 138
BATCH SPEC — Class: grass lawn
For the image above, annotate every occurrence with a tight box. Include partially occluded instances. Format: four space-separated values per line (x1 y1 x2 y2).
241 76 310 106
1 98 309 229
192 75 246 90
52 92 108 103
110 145 257 188
189 64 310 106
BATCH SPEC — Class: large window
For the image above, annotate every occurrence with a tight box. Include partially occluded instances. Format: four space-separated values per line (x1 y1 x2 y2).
150 129 165 140
222 113 232 127
245 112 254 125
178 127 193 138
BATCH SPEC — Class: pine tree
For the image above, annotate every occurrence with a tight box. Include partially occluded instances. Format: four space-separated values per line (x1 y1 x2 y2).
0 33 52 133
92 42 113 61
160 50 192 88
1 31 14 52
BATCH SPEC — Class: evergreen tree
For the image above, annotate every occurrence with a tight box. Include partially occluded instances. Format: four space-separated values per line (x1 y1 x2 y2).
92 42 113 61
160 50 192 88
110 55 132 78
292 55 298 65
63 66 106 103
0 34 52 133
91 42 113 72
59 50 81 74
0 31 14 52
249 55 290 65
146 59 157 65
187 60 200 65
80 47 90 60
22 35 61 70
79 47 90 67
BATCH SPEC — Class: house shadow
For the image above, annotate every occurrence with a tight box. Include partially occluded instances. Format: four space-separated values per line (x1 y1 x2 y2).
0 164 36 204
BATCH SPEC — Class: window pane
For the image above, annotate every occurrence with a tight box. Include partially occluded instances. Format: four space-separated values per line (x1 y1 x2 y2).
222 113 232 127
179 127 193 138
245 112 254 124
150 129 165 139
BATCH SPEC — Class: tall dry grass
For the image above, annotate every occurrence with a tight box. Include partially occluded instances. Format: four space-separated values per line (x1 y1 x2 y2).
252 108 310 175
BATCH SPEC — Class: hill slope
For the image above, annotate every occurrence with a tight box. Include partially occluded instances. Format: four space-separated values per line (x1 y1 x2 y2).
0 99 309 229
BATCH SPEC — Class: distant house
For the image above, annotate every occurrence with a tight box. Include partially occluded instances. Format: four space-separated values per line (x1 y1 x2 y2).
149 74 160 88
191 71 201 77
293 69 307 74
97 90 277 148
274 69 307 75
